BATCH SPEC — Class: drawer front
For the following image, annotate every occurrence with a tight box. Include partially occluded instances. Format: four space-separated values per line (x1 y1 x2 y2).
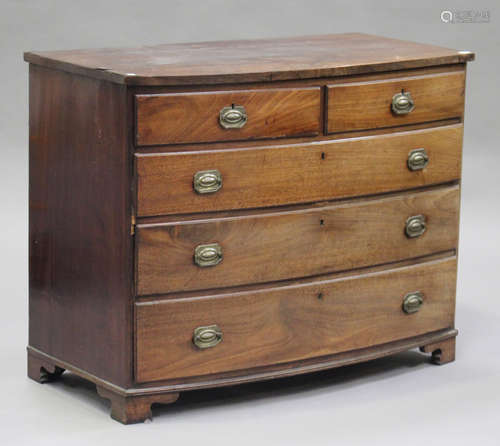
327 71 465 134
135 88 321 146
136 126 462 217
136 257 457 383
136 186 459 295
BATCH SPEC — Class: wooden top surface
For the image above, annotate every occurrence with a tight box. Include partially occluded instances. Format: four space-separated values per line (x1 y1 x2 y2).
24 33 474 86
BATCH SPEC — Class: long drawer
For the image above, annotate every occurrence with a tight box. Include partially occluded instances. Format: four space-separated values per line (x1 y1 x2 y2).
327 71 465 134
136 185 459 296
136 125 462 217
135 87 321 146
135 256 457 383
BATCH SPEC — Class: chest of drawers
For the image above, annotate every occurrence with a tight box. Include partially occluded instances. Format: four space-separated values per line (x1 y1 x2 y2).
25 33 474 424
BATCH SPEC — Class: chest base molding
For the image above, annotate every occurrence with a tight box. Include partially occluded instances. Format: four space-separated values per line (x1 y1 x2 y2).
27 327 457 423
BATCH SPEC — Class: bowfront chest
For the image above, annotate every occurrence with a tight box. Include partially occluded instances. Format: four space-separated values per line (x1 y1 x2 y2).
25 33 474 423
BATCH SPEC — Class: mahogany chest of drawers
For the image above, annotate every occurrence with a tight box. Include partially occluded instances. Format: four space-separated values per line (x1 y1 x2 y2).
25 33 474 424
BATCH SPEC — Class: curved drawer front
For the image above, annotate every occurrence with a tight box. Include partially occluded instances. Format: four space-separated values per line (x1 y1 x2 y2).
135 256 457 383
327 71 465 134
136 185 459 295
135 87 321 146
136 125 462 217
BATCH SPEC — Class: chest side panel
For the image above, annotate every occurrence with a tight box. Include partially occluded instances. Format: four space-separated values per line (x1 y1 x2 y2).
29 65 133 387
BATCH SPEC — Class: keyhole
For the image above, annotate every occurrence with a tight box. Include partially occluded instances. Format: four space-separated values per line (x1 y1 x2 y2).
320 219 324 226
321 152 326 160
317 292 323 300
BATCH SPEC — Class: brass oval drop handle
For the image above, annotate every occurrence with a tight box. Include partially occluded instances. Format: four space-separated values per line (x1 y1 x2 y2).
402 291 424 314
193 325 223 349
407 148 429 171
194 243 223 267
219 105 247 129
193 169 222 194
405 215 426 238
392 91 414 115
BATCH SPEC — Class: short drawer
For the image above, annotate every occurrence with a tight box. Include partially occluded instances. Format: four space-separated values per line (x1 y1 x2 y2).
135 87 321 146
135 256 457 383
327 71 465 134
136 186 459 296
136 125 462 217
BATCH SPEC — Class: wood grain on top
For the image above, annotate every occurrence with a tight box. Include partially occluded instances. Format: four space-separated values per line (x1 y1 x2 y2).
23 33 474 86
